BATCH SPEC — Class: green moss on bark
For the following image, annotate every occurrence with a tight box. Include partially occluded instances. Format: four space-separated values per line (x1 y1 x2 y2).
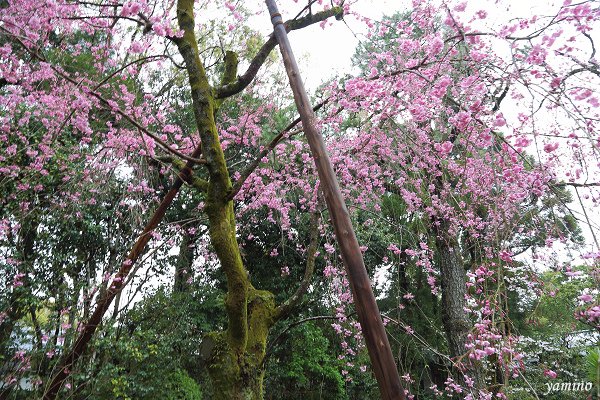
174 2 293 398
203 290 276 400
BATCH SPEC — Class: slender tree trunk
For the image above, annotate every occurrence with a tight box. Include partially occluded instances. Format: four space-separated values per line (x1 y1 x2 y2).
174 230 194 292
0 217 38 355
436 229 469 360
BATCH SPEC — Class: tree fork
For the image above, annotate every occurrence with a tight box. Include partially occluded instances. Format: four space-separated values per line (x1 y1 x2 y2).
265 1 405 399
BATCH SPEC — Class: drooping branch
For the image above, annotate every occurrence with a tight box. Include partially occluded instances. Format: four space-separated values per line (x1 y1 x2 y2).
226 97 329 201
214 6 343 99
582 31 596 62
574 186 600 250
274 211 321 321
0 26 206 165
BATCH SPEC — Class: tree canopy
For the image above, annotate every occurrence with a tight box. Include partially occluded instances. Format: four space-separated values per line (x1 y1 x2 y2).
0 1 599 399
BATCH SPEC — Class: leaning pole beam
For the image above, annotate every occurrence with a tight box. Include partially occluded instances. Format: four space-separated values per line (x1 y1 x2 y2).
265 2 405 399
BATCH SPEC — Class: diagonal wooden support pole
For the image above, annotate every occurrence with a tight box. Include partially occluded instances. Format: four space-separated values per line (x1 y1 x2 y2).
265 1 405 399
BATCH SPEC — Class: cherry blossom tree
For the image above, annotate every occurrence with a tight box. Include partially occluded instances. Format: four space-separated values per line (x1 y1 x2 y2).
1 0 599 399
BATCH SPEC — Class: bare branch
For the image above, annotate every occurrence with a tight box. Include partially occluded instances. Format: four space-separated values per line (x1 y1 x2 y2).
93 55 176 90
582 31 597 62
553 181 600 188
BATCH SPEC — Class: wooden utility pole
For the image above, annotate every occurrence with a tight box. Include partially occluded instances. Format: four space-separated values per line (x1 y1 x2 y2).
265 1 405 399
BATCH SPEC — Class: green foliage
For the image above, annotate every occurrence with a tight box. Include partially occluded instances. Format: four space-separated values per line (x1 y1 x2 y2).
507 269 598 398
265 322 347 400
91 364 201 400
586 347 599 388
162 369 203 400
520 269 591 335
76 289 219 400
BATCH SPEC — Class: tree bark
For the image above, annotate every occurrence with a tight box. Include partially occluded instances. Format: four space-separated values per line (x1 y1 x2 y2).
174 230 194 293
434 221 483 391
202 288 275 400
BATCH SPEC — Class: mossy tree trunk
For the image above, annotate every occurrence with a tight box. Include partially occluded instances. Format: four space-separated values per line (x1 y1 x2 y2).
174 2 325 398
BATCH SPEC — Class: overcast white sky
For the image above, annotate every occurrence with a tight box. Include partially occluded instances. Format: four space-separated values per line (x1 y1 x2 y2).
286 0 407 89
